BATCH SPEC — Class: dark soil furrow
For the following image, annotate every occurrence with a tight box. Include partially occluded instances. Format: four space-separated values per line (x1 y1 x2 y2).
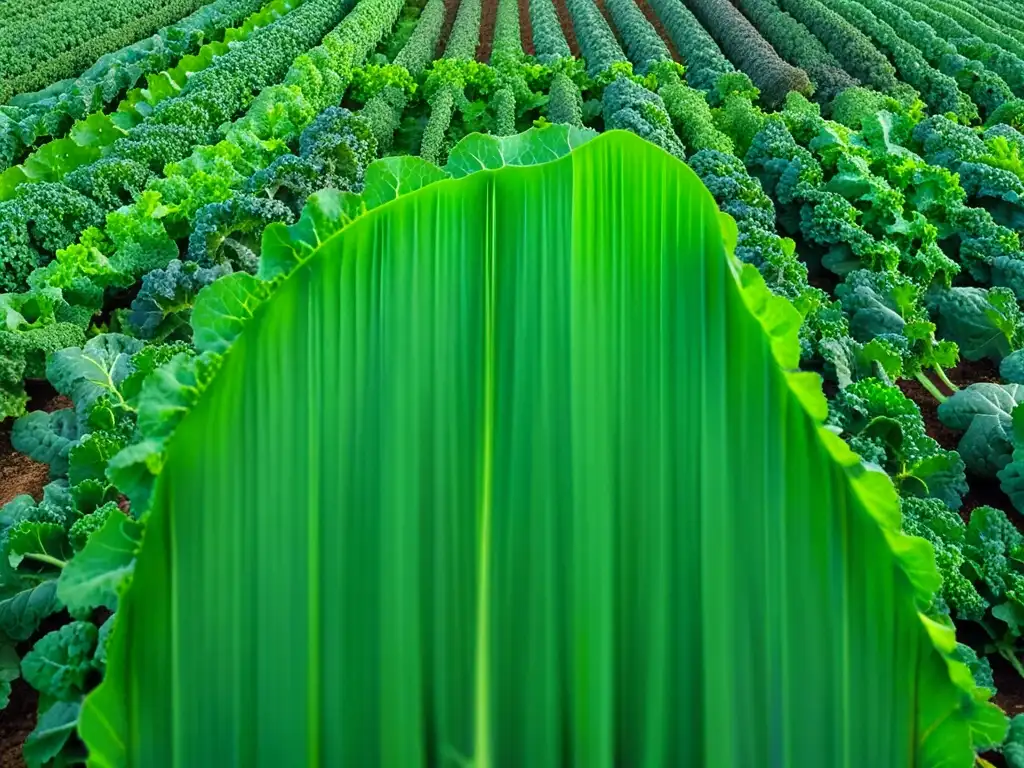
0 384 67 507
519 0 535 54
436 0 463 57
0 384 90 765
477 0 498 60
0 679 36 768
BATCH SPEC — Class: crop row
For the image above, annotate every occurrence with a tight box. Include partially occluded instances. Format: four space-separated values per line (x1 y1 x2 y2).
0 0 212 103
0 0 308 202
0 0 276 171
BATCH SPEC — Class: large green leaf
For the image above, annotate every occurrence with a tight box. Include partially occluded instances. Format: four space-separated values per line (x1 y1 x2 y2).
81 131 996 766
58 513 143 614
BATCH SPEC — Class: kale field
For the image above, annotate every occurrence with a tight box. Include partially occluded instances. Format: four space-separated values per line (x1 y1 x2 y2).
6 0 1024 764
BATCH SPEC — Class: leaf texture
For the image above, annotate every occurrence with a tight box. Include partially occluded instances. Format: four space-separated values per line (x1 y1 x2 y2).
81 131 993 767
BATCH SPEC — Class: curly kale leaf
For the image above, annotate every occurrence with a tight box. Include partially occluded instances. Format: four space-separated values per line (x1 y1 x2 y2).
951 642 994 691
835 270 957 385
67 502 120 553
47 334 145 424
60 508 142 614
602 76 685 160
744 117 822 207
64 156 155 210
0 321 88 421
912 114 986 170
901 497 987 621
127 260 231 341
959 161 1024 231
836 269 924 340
0 644 18 710
20 621 97 701
1006 713 1024 768
800 190 900 275
118 341 194 405
22 698 81 767
245 108 382 214
245 154 322 214
963 506 1024 641
188 194 295 272
828 378 967 506
298 107 377 188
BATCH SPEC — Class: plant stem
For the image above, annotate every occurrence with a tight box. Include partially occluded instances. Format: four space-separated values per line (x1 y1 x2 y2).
934 366 959 394
22 552 66 569
915 371 948 403
1003 644 1024 679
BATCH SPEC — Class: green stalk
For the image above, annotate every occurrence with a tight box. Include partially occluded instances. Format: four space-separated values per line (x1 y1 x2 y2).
1000 644 1024 679
979 619 1024 678
22 552 67 569
914 371 947 403
934 366 959 394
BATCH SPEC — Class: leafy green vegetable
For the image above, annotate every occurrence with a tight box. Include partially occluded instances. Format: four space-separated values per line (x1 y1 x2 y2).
22 698 82 768
21 622 98 701
59 510 142 614
1002 350 1024 385
0 643 19 710
938 384 1024 476
6 521 71 570
126 260 231 341
926 286 1024 363
962 506 1024 676
82 131 999 767
10 410 82 478
829 378 967 507
444 124 597 177
951 643 994 692
902 498 986 621
1006 714 1024 768
47 334 145 421
0 581 61 644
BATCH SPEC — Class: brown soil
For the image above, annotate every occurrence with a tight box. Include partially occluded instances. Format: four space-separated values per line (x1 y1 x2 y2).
0 384 66 766
476 0 498 60
435 0 462 58
633 0 681 62
0 384 68 507
0 679 36 768
549 0 580 57
0 610 80 768
896 358 1000 446
994 652 1024 719
517 0 534 55
807 265 839 296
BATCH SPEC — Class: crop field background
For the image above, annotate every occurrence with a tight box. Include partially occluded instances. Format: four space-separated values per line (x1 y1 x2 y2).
6 0 1024 764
